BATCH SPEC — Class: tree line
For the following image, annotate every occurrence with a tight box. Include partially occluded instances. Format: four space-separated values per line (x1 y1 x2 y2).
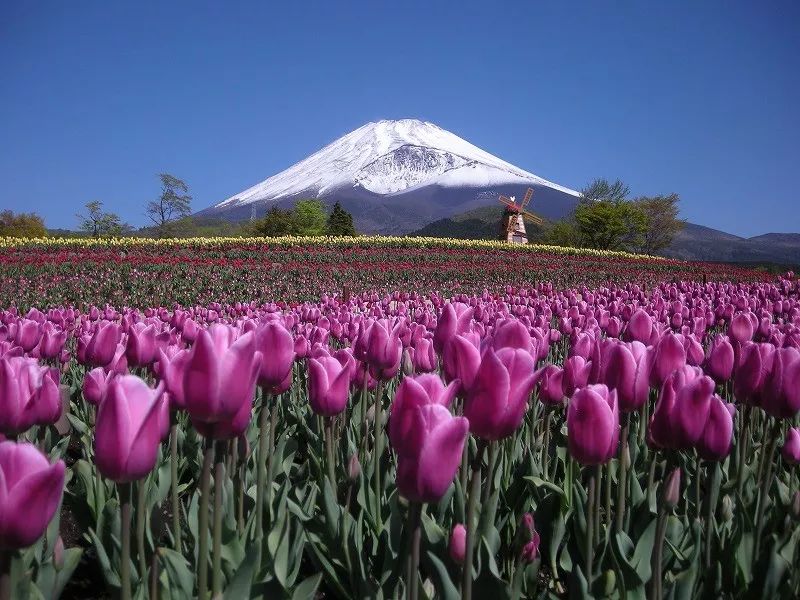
543 178 685 255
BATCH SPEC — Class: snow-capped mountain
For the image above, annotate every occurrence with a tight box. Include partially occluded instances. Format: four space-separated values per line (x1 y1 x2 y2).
201 119 581 234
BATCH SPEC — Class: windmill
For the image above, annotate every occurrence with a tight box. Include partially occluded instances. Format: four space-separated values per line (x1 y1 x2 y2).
498 187 543 244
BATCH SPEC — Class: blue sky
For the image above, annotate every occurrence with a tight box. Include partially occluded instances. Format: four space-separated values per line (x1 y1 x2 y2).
1 1 798 236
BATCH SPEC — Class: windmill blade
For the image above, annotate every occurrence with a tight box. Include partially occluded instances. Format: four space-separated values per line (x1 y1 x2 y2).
520 188 534 210
498 195 513 204
521 210 544 225
499 198 519 211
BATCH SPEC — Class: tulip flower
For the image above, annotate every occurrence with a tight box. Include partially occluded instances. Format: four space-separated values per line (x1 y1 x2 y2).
604 341 651 412
464 347 537 441
84 321 120 368
410 336 437 372
449 524 466 564
125 323 157 368
83 367 114 406
182 326 260 425
625 309 653 343
567 384 619 465
94 375 167 482
442 334 481 392
37 322 67 360
395 404 469 502
254 322 296 394
492 320 533 353
433 302 473 353
0 357 60 435
650 332 686 387
729 312 754 344
389 374 458 453
705 335 735 383
563 355 591 397
307 354 350 416
649 367 714 449
14 319 41 353
534 364 565 405
782 427 800 464
696 396 734 460
760 347 800 419
0 441 65 549
156 347 189 410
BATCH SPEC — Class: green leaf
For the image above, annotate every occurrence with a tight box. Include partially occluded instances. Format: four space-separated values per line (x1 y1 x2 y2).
159 548 195 599
291 573 323 600
423 550 459 600
223 541 260 600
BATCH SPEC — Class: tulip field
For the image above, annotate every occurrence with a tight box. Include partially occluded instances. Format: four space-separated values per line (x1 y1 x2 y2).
0 236 798 600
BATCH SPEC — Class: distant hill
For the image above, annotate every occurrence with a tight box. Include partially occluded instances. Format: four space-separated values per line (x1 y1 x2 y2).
411 205 547 242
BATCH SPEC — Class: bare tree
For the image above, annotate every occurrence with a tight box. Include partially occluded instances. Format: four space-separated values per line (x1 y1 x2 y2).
634 194 686 255
146 173 192 236
77 201 127 238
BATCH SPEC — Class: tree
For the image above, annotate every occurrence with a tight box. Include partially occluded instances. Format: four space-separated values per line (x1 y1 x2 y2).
542 219 580 247
146 173 192 236
574 199 646 251
77 201 127 238
0 210 47 237
633 194 686 255
250 207 298 237
326 201 356 236
293 199 326 236
580 178 630 203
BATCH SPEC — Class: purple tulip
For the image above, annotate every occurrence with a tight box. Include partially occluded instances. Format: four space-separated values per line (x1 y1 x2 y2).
255 322 296 394
650 367 714 449
14 319 41 353
534 364 565 405
782 427 800 464
38 322 67 360
606 341 652 412
650 332 686 387
389 374 458 454
492 320 533 353
433 302 473 354
0 441 65 549
733 341 764 402
567 384 620 465
84 322 120 368
0 357 60 435
563 355 591 397
395 404 469 502
705 335 734 383
182 326 260 425
696 396 734 460
410 337 437 373
625 309 653 344
156 347 189 410
83 367 114 406
442 334 481 392
760 347 800 419
125 323 157 368
94 376 166 482
464 347 537 441
307 354 350 416
192 392 253 440
449 524 466 564
729 312 754 344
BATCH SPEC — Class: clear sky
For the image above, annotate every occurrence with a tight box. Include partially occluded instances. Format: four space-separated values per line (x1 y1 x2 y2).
1 1 798 236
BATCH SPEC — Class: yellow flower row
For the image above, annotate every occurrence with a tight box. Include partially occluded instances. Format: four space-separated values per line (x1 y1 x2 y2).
0 235 664 261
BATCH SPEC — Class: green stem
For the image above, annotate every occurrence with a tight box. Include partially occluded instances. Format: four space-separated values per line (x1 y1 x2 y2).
616 415 630 533
754 420 782 559
358 379 369 463
121 482 132 600
255 392 270 538
170 421 181 552
149 550 160 600
197 441 215 600
593 464 602 548
541 408 552 480
650 510 668 600
406 502 423 600
460 439 486 600
325 416 337 491
736 405 752 497
373 379 385 527
482 442 497 503
704 463 716 570
0 551 10 600
212 441 225 597
510 556 526 600
586 467 596 584
266 395 279 505
136 479 147 586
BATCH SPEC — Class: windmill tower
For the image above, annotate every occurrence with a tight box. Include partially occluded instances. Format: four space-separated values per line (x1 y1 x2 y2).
498 188 543 244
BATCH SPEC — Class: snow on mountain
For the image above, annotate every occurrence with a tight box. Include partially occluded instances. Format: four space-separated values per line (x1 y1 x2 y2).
215 119 578 207
204 119 581 234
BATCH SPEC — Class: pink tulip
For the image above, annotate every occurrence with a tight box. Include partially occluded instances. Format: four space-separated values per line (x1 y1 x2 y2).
760 347 800 419
534 364 565 405
650 367 714 449
449 524 466 564
394 404 469 502
0 357 60 435
84 322 120 367
433 302 473 353
625 309 653 344
389 374 458 454
696 396 734 460
464 347 537 441
410 337 437 372
650 333 686 387
729 312 754 344
0 441 65 549
37 322 67 360
442 334 481 393
604 341 651 412
14 319 41 353
82 367 114 406
782 427 800 464
705 335 734 383
255 322 296 394
567 384 619 465
307 355 350 416
125 323 157 368
182 326 260 425
156 348 189 410
94 376 166 482
563 355 591 397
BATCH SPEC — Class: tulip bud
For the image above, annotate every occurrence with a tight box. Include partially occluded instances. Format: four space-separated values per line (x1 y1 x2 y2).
449 524 466 564
721 495 734 522
662 467 681 510
53 536 65 570
783 428 800 464
348 454 361 482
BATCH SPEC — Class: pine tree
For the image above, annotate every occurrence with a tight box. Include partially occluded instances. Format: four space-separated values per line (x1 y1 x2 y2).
326 201 357 236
